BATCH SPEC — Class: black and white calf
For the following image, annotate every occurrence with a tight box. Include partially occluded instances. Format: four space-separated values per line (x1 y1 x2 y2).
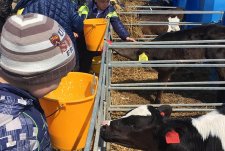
100 105 225 151
114 24 225 103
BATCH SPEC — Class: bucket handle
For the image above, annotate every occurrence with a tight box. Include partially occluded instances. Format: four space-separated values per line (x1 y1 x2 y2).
84 24 96 37
45 104 64 118
95 23 107 51
90 73 96 95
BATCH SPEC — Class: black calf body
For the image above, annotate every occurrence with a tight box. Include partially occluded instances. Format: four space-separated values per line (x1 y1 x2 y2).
114 24 225 103
100 105 225 151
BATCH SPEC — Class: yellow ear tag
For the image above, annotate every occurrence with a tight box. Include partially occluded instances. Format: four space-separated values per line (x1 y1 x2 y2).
17 8 24 15
139 52 148 61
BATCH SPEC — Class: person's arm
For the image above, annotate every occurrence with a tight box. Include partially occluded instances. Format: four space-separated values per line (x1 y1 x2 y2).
110 16 136 42
78 4 89 20
70 2 84 35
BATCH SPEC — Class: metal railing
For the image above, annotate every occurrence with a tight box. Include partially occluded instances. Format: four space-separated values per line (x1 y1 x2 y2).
118 10 224 15
84 7 225 151
85 36 225 151
83 21 110 151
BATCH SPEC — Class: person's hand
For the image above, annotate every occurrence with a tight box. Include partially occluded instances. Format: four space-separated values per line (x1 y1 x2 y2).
126 37 136 42
73 32 79 38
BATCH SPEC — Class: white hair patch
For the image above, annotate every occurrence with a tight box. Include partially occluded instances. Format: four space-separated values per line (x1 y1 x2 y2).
122 105 152 118
167 16 180 32
192 110 225 150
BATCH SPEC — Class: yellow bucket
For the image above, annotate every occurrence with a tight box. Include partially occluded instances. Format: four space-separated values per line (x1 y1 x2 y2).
40 72 98 151
91 55 102 75
84 18 107 51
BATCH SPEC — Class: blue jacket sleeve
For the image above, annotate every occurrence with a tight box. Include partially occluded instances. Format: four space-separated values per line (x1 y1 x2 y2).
69 2 84 35
110 16 129 40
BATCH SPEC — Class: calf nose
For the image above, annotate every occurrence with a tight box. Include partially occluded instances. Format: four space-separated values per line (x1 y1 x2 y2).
101 125 107 131
101 120 111 126
100 125 109 136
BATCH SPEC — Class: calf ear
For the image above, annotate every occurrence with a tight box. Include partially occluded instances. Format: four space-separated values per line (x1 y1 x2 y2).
158 105 172 117
169 8 184 20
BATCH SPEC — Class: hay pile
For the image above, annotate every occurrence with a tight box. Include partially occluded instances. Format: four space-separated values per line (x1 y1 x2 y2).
112 0 146 39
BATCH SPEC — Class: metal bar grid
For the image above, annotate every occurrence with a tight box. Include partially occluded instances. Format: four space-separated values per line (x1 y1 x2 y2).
84 46 107 151
101 43 224 151
106 41 225 111
84 11 225 151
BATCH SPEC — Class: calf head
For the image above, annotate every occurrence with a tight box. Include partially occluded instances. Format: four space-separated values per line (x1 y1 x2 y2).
100 105 172 150
139 7 184 35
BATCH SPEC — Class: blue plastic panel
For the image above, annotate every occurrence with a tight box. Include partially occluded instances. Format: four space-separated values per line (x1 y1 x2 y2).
185 0 202 22
173 0 225 27
201 0 224 23
172 0 187 9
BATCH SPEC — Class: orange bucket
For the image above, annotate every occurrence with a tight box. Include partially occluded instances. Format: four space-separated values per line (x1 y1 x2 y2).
39 72 98 151
84 18 107 51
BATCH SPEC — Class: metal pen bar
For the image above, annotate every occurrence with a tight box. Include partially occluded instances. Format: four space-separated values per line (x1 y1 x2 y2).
110 103 223 107
108 107 216 112
134 9 179 12
137 21 204 24
141 0 157 1
142 34 158 37
112 37 156 41
109 44 225 49
118 11 224 15
108 86 225 90
112 39 225 45
139 21 200 24
124 22 204 26
133 9 222 13
127 6 177 9
111 59 225 63
109 63 225 68
84 54 106 151
93 69 106 151
111 81 225 87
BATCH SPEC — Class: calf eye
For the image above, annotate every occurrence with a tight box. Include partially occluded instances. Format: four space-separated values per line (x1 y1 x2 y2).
128 123 137 128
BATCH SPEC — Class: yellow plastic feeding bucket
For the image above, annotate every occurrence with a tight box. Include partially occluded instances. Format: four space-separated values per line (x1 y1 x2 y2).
39 72 98 151
91 55 102 75
84 18 107 51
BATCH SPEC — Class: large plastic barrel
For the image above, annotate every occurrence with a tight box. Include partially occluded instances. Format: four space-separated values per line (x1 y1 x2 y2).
84 18 107 51
40 72 98 150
